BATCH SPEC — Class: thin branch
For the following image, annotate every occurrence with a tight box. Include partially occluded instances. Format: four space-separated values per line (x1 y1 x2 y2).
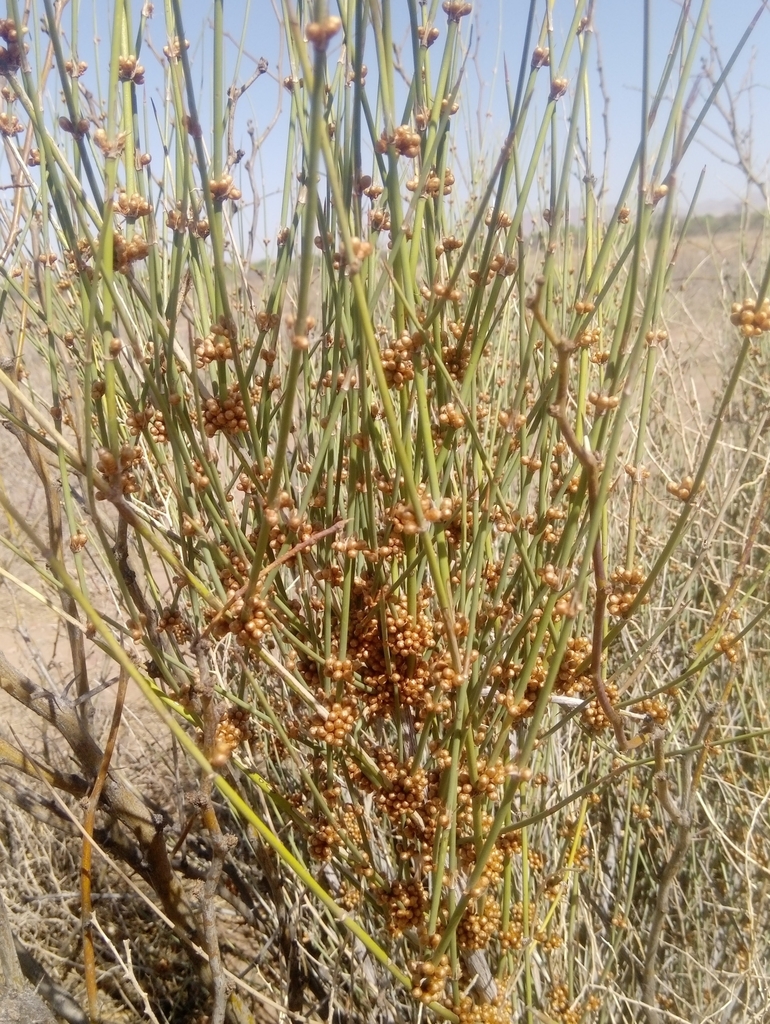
194 640 234 1024
1 357 90 711
642 702 721 1024
225 57 269 169
529 278 628 750
80 668 128 1020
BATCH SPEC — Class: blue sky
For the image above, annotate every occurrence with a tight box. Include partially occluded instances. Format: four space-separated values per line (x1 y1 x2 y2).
67 2 770 258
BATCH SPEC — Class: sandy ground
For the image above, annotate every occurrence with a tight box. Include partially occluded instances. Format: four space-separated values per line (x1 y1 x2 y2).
664 224 747 408
0 407 170 764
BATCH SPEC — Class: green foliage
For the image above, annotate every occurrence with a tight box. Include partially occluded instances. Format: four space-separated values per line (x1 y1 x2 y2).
0 2 769 1023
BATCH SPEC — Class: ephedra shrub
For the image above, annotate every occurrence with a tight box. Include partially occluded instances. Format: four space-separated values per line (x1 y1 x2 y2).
0 2 769 1023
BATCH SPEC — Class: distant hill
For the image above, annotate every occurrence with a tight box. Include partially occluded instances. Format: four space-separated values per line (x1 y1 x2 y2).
686 207 766 235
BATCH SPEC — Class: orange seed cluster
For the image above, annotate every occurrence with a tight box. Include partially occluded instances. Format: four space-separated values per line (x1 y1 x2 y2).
607 565 648 617
443 1 472 22
210 706 254 767
110 231 150 273
381 879 427 936
96 445 142 497
714 631 740 664
202 383 251 436
667 474 702 502
457 898 500 951
117 191 151 219
309 693 357 747
582 681 620 733
305 16 342 51
382 330 420 389
158 608 192 644
376 124 421 158
409 954 451 1004
0 19 27 75
127 405 168 444
209 174 241 202
195 318 237 366
0 111 23 136
118 54 145 83
730 297 770 336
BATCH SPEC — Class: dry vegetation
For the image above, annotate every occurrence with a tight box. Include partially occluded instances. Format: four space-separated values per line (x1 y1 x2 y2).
0 3 769 1024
